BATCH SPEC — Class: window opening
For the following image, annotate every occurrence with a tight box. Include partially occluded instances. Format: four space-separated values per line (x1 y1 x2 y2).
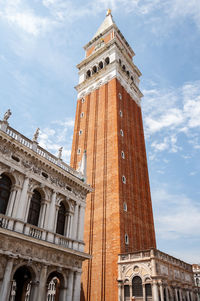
123 202 127 211
27 190 41 226
0 174 12 215
132 276 143 297
122 176 126 184
105 57 110 65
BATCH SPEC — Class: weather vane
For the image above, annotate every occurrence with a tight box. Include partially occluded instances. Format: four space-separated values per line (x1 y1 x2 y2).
107 9 112 16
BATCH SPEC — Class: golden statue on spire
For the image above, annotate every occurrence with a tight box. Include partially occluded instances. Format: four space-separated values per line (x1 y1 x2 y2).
106 8 112 16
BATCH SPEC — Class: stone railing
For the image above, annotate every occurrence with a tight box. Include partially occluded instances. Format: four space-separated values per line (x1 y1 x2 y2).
119 250 151 261
0 214 84 253
0 121 84 181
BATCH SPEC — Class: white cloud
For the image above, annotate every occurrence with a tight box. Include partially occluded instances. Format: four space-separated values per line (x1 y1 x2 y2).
142 80 200 157
0 0 56 36
38 118 74 163
152 185 200 241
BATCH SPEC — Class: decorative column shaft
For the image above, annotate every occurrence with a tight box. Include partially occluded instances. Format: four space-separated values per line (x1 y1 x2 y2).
78 205 85 241
72 203 79 240
152 282 159 301
160 284 164 301
118 282 123 301
37 265 47 301
15 176 29 220
73 272 82 301
39 202 47 228
66 270 74 301
47 191 57 232
6 188 17 217
0 258 14 301
166 286 169 301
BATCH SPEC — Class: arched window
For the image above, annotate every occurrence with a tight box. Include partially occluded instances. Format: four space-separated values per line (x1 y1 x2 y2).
27 190 41 226
0 174 12 215
125 233 129 245
86 70 91 78
93 66 97 74
99 61 103 70
105 57 110 65
132 276 143 297
56 202 68 236
122 65 126 71
123 202 127 211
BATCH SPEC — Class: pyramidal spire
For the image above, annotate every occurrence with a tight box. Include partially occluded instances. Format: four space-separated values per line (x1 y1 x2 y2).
77 150 87 181
92 9 115 39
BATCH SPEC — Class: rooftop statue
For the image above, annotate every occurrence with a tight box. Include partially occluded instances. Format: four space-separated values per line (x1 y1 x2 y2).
3 109 12 122
33 128 40 142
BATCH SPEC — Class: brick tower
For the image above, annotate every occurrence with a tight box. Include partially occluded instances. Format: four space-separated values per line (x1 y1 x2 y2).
70 10 156 301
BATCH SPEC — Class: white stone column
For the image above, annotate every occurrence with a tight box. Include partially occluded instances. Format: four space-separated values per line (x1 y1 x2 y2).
152 281 159 301
179 289 183 301
78 205 85 241
130 284 132 301
118 282 123 301
30 281 39 301
15 176 29 220
66 270 74 301
166 286 169 301
24 192 33 221
11 186 22 217
6 187 17 217
0 258 14 301
47 191 57 232
73 272 82 301
39 201 47 228
175 288 179 301
72 203 79 240
66 213 73 238
160 284 164 301
37 265 47 301
186 290 190 301
143 284 146 301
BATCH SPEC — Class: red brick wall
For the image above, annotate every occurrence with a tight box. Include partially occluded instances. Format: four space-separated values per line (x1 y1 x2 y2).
70 78 156 301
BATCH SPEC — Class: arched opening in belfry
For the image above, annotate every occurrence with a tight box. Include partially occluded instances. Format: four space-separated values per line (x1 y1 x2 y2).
86 70 91 78
92 65 97 74
0 173 12 215
105 57 110 65
98 61 103 70
11 266 34 301
46 271 64 301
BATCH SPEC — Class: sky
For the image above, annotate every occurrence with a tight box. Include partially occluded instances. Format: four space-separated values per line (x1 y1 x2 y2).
0 0 200 264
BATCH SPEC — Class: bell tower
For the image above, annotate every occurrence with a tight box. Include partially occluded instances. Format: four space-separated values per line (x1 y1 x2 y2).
70 10 156 301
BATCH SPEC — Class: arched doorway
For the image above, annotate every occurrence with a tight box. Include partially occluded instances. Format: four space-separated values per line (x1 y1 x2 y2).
12 266 33 301
46 272 64 301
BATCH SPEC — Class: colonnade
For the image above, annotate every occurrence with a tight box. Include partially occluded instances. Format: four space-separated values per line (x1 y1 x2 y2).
0 256 82 301
1 171 85 242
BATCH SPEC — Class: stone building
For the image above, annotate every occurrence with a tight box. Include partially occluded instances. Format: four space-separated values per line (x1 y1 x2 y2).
193 265 200 298
118 249 198 301
0 113 92 300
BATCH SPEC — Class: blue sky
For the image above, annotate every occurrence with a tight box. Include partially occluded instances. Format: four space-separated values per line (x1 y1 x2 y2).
0 0 200 264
